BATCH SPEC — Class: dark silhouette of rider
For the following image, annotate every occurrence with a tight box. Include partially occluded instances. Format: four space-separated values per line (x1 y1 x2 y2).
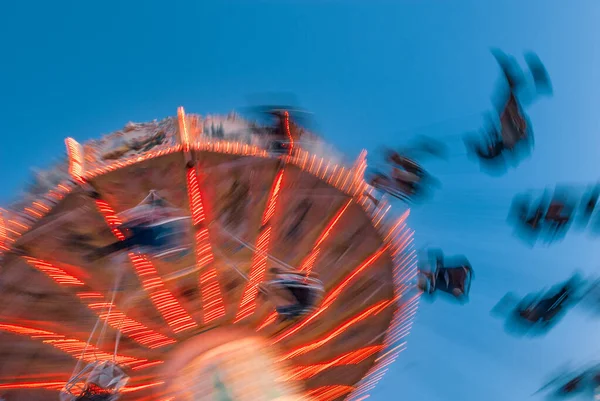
476 96 527 161
545 198 572 234
559 375 584 395
387 152 429 197
75 383 113 401
520 197 548 233
268 268 321 320
417 252 473 301
581 185 599 224
475 134 505 160
515 277 580 326
87 223 168 261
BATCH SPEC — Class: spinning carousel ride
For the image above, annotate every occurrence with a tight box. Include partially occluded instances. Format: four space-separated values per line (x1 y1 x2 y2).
0 107 419 401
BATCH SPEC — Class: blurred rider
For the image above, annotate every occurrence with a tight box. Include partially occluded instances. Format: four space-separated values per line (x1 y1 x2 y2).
417 251 473 301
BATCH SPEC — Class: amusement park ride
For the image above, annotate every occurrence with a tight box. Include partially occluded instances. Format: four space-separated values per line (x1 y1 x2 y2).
0 107 419 400
2 50 585 400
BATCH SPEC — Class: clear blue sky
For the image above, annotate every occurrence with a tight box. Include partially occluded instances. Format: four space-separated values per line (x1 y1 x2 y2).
1 1 600 400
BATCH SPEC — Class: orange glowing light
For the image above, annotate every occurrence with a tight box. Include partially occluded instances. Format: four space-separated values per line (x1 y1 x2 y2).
281 299 394 360
65 137 85 184
0 381 164 394
83 293 176 349
0 208 8 252
0 324 156 369
383 211 409 243
0 382 66 390
235 168 286 322
347 224 421 401
287 345 384 380
256 311 279 330
23 257 85 286
283 111 293 155
1 132 419 399
94 200 197 333
178 107 191 152
84 145 184 180
6 182 73 247
120 381 165 392
256 198 353 331
235 226 272 322
22 257 175 348
273 245 389 344
262 169 285 226
297 198 352 278
304 385 355 401
185 167 225 324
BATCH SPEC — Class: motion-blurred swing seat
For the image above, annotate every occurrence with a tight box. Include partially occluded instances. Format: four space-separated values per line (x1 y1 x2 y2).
269 272 324 320
61 361 129 401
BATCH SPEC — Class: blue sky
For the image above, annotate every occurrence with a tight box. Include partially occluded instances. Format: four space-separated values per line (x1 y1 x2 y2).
1 1 600 400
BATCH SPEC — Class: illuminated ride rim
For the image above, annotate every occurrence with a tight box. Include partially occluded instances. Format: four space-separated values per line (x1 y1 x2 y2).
0 108 419 401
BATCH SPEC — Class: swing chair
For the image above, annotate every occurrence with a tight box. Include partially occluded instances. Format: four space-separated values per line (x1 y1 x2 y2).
60 361 129 401
215 222 325 321
60 273 130 401
118 190 183 226
368 172 412 203
137 216 193 261
107 191 193 262
416 249 473 301
266 268 325 320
